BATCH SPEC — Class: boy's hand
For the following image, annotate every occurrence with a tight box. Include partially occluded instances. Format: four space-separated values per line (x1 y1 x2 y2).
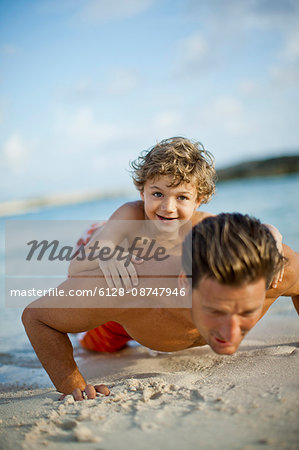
59 384 110 401
98 252 143 290
265 224 284 288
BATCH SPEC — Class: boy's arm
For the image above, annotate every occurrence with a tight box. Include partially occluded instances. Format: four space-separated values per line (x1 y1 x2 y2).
264 223 284 287
91 200 144 242
266 245 299 310
22 272 126 397
191 211 215 226
68 201 144 276
260 245 299 319
281 247 299 315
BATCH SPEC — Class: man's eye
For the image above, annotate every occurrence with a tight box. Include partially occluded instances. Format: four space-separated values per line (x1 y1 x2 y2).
153 192 162 197
208 310 225 316
241 311 257 317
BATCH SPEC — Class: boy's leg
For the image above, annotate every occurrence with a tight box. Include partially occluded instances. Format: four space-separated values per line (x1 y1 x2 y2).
80 322 133 352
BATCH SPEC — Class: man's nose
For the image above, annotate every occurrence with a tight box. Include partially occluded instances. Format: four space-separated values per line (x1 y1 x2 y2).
219 315 241 342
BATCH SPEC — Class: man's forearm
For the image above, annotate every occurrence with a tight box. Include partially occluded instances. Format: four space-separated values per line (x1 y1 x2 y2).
22 307 86 394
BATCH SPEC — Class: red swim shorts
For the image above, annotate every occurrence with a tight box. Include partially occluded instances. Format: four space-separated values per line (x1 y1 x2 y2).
74 223 133 353
80 321 132 353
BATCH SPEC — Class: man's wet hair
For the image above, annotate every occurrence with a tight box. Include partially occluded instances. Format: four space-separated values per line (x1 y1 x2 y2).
182 213 286 289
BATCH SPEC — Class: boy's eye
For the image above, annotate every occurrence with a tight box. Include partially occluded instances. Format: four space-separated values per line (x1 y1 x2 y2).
178 195 188 200
153 192 162 197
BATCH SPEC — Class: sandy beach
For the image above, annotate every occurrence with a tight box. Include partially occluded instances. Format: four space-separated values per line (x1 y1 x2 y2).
0 303 298 450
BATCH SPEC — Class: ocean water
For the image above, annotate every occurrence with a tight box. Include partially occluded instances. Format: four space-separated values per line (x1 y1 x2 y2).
0 174 298 388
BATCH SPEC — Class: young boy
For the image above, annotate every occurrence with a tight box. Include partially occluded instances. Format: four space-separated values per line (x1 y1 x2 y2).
68 136 282 353
69 137 216 285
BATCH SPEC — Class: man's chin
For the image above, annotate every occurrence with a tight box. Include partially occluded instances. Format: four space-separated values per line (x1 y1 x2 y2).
209 341 239 355
214 346 237 355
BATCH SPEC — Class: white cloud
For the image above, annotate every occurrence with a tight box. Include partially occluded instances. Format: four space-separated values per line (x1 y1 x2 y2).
176 32 209 74
36 0 82 15
55 106 120 149
2 133 34 173
152 111 182 136
238 80 260 95
79 0 154 22
183 1 299 67
52 104 188 164
270 30 299 87
58 77 103 104
0 44 18 56
270 66 299 86
59 68 141 104
153 111 181 127
199 97 251 136
64 78 98 100
180 33 207 62
185 0 299 31
282 30 299 63
37 0 155 24
106 68 140 95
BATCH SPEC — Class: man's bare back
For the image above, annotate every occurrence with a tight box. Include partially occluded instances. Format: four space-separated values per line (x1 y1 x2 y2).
31 253 204 352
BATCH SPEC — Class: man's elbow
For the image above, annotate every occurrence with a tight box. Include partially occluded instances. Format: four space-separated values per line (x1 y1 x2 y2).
22 304 40 333
22 305 33 330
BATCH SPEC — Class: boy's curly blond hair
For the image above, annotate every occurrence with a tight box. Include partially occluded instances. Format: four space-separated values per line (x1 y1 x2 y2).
130 137 216 203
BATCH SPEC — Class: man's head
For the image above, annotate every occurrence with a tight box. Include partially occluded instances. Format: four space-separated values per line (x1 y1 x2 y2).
182 213 285 354
130 137 216 204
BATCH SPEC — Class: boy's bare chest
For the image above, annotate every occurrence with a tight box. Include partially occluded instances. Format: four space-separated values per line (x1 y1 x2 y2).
121 309 206 352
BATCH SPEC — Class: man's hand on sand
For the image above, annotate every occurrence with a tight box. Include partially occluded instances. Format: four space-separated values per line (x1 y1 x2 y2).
59 384 110 401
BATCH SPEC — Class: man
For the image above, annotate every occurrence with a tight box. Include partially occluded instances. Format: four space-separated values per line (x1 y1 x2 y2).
22 213 299 401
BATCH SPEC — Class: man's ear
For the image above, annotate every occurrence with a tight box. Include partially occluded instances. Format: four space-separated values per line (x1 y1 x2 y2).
178 270 191 293
140 190 144 201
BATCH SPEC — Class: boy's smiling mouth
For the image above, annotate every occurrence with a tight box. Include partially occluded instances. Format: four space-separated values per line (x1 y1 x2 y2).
156 214 178 221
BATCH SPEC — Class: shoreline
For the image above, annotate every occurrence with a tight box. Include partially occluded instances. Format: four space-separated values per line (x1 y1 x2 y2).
1 171 299 219
0 189 134 218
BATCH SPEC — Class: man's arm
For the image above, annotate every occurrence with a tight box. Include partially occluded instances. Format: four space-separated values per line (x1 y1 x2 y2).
22 252 179 399
22 273 126 398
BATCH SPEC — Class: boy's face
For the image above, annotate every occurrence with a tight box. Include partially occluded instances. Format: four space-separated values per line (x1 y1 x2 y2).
140 176 201 226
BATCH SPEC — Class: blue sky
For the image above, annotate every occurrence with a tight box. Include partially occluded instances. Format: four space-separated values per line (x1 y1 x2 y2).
1 0 299 202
